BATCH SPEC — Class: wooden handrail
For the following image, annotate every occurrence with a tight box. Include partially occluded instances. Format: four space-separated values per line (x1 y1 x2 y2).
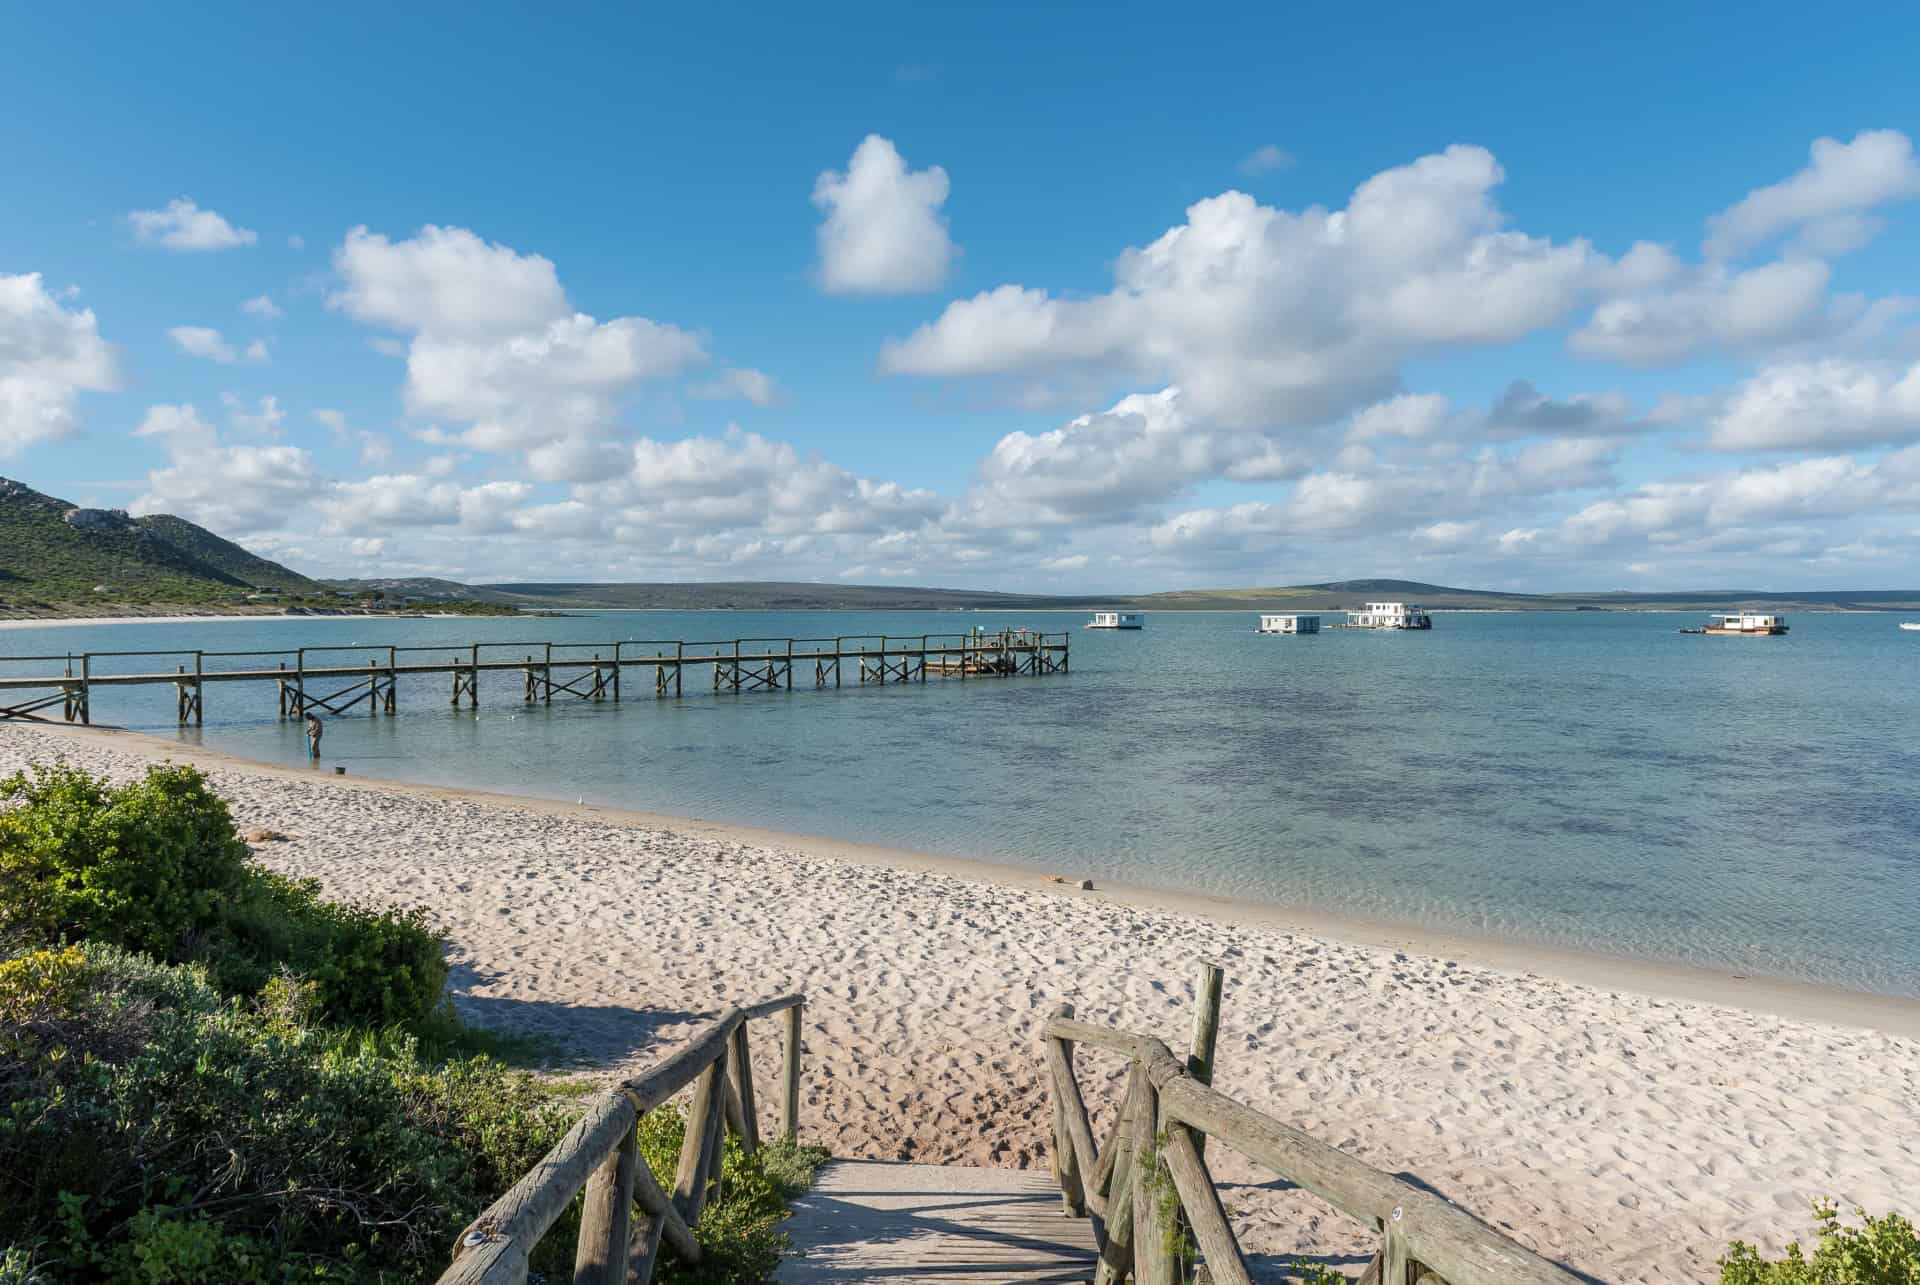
1042 977 1583 1285
439 994 804 1285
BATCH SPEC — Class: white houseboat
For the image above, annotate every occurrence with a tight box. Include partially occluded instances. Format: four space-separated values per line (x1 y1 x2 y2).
1344 602 1432 630
1087 611 1144 630
1697 612 1789 636
1257 614 1319 634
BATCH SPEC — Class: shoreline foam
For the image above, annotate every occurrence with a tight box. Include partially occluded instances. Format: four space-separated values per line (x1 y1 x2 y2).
3 719 1916 1281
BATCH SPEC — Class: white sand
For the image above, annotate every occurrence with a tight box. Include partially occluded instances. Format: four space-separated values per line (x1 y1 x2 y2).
4 722 1916 1282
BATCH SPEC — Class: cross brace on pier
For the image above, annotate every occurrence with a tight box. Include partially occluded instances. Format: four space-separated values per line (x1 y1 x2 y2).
0 630 1068 727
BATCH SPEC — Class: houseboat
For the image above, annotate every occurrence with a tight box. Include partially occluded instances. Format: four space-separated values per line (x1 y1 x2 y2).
1343 602 1432 630
1087 611 1144 630
1900 622 1920 632
1691 612 1789 636
1257 614 1319 634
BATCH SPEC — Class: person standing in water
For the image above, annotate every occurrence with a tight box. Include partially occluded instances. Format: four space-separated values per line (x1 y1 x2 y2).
305 713 324 759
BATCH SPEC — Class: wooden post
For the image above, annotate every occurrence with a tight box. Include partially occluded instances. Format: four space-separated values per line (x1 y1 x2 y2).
1044 1032 1103 1218
194 651 203 725
729 1023 761 1152
613 642 621 702
78 653 90 725
673 1058 727 1223
1161 1126 1254 1285
545 642 553 705
676 642 683 697
1049 1003 1087 1218
1093 1063 1147 1285
471 643 480 707
1135 1071 1176 1285
1188 962 1224 1084
780 1001 802 1142
1187 960 1225 1171
573 1119 637 1285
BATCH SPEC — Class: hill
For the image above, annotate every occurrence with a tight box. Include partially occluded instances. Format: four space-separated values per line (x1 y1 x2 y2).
131 514 321 595
0 476 315 610
469 577 1920 613
476 580 1114 611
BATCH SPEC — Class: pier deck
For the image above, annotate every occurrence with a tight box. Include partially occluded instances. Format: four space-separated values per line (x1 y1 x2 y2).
0 631 1068 725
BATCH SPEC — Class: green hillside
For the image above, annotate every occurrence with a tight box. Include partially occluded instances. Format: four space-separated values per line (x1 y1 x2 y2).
131 514 320 594
0 476 313 610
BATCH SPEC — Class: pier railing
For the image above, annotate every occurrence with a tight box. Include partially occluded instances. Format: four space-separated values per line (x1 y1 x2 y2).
438 993 805 1285
0 629 1068 725
1044 968 1581 1285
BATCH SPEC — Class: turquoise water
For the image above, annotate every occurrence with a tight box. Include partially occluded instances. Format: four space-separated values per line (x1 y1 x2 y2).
6 610 1919 996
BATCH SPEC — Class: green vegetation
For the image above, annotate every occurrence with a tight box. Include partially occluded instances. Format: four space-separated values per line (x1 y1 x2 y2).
0 763 825 1282
1721 1203 1920 1284
0 478 299 610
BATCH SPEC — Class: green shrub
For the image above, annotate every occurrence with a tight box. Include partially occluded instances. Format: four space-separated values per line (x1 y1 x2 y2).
307 899 448 1030
1 943 542 1281
1722 1202 1920 1284
0 764 447 1033
0 943 824 1284
0 764 251 957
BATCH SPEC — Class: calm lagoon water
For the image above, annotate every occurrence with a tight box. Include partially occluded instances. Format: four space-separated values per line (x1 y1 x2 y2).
7 609 1920 996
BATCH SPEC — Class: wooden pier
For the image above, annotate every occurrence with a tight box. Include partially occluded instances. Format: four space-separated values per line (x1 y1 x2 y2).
0 630 1068 726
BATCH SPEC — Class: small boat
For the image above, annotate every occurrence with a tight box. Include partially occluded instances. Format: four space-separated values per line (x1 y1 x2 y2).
1901 622 1920 632
1698 612 1788 636
1086 611 1144 630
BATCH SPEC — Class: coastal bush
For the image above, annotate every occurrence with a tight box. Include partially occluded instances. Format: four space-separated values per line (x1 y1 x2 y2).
0 763 447 1032
1721 1202 1920 1284
0 763 251 956
0 942 825 1283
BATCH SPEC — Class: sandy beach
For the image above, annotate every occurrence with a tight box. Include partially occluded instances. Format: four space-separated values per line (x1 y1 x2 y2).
3 721 1916 1282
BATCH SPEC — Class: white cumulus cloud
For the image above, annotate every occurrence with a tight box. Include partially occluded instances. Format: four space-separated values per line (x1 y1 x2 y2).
1705 358 1920 451
883 145 1607 428
812 135 956 294
132 404 321 533
329 224 707 478
0 273 120 456
128 199 257 251
1704 129 1920 259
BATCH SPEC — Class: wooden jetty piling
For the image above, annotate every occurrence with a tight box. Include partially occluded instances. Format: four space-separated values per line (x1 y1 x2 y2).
0 630 1068 727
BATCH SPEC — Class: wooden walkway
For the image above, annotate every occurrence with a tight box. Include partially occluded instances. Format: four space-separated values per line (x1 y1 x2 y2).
779 1162 1096 1285
0 630 1068 725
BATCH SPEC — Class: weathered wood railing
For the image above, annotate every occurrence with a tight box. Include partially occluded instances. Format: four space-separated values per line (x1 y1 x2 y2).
439 994 805 1285
1044 968 1582 1285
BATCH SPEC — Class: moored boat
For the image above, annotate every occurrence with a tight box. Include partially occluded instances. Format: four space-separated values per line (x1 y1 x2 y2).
1087 610 1144 630
1699 612 1788 636
1901 622 1920 632
1257 613 1319 634
1340 601 1432 630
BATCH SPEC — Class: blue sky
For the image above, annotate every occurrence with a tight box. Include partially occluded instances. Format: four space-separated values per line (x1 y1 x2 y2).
4 3 1919 591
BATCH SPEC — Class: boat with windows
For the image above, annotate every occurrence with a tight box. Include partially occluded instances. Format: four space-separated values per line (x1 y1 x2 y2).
1342 602 1432 630
1257 614 1319 634
1087 610 1144 630
1690 612 1789 636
